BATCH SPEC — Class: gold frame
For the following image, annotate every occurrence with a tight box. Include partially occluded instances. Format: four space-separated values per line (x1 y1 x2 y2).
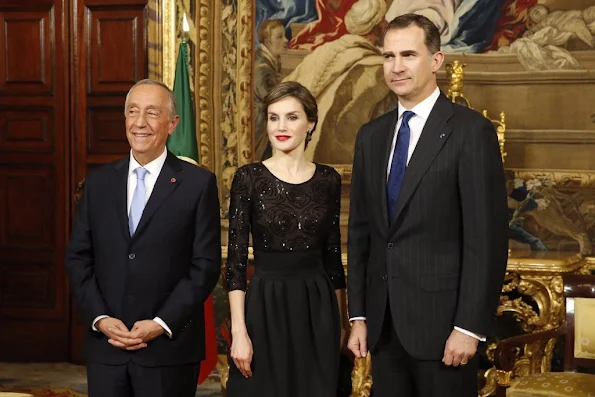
162 0 176 89
162 0 217 172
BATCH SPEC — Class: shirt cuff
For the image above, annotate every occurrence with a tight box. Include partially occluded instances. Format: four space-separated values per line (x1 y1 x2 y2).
454 326 486 342
92 315 109 331
154 317 173 338
349 317 367 322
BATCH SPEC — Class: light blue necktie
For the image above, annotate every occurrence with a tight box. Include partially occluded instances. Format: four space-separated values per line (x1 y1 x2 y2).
129 167 149 235
387 110 415 223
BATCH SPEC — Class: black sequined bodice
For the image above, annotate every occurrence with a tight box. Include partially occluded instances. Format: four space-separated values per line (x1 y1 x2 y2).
225 162 346 291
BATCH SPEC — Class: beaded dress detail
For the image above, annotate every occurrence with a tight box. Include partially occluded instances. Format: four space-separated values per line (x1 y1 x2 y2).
225 162 345 397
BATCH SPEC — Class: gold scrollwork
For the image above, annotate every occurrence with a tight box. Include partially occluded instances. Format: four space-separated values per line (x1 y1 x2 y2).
196 0 213 170
162 1 213 171
483 110 507 162
220 0 241 214
236 0 253 169
480 253 587 396
162 0 176 90
496 274 565 333
445 60 470 107
350 355 372 397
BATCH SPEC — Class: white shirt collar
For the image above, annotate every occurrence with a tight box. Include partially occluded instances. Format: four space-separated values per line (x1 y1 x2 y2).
128 148 168 177
397 87 440 121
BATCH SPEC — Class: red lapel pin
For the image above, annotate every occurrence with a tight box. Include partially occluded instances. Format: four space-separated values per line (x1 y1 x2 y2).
171 177 176 183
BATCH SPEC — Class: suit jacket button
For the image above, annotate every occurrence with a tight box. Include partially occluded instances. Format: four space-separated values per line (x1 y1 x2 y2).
387 243 393 249
382 274 388 280
128 254 135 259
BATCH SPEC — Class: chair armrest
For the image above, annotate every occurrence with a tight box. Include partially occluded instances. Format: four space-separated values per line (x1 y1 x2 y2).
494 326 566 371
493 326 566 397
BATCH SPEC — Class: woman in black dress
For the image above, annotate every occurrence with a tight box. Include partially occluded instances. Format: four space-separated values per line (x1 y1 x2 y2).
225 81 348 396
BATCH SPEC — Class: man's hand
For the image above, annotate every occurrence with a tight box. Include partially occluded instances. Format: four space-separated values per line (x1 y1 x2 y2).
128 320 166 343
442 328 478 367
347 320 368 358
96 317 146 351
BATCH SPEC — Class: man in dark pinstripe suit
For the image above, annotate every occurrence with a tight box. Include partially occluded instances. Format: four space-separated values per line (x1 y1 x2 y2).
346 14 509 397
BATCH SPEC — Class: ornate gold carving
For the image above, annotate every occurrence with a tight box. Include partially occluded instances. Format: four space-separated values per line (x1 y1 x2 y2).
584 256 595 272
161 1 213 171
220 0 239 214
445 60 470 107
480 367 499 397
479 251 587 396
483 110 507 162
350 356 372 397
495 368 512 388
196 0 213 170
162 0 176 89
236 0 253 168
481 338 558 396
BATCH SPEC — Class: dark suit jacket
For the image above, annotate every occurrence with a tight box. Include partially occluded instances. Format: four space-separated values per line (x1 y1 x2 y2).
66 152 221 367
347 93 508 360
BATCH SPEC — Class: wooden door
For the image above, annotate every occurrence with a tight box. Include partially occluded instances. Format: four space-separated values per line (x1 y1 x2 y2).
69 0 148 363
0 0 70 360
0 0 148 362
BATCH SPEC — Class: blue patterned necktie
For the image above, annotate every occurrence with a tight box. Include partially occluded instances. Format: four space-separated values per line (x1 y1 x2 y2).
387 110 415 223
129 167 149 235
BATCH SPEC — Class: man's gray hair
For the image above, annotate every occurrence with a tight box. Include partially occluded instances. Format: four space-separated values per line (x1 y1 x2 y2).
124 79 177 119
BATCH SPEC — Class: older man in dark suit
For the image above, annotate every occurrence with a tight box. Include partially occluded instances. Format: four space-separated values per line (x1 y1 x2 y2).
66 79 221 397
346 14 509 397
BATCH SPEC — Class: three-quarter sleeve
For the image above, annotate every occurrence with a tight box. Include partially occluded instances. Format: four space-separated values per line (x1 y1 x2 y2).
225 167 252 291
323 170 346 290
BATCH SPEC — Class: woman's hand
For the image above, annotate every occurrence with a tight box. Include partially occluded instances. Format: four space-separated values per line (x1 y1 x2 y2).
230 331 254 378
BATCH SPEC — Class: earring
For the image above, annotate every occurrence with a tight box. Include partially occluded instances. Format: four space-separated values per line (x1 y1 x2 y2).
306 129 313 142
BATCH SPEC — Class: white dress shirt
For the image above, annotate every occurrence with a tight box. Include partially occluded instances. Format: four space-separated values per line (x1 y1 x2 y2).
92 148 173 338
350 88 485 342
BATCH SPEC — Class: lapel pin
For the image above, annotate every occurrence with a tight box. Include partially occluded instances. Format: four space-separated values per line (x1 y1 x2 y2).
439 132 446 138
171 177 176 183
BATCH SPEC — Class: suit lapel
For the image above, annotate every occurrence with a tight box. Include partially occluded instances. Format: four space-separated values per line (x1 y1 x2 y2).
389 94 454 236
133 152 183 238
376 108 400 231
114 157 131 240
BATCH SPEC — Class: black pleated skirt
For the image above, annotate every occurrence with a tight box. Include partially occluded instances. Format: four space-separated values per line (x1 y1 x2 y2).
227 250 340 397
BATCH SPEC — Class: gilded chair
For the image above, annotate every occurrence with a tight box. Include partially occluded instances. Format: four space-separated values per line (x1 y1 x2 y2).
494 274 595 397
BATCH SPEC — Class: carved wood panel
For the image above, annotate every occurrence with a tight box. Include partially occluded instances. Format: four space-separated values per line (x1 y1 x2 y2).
74 0 147 168
0 9 53 95
87 106 129 153
0 0 69 361
87 7 146 93
0 165 55 250
0 108 55 153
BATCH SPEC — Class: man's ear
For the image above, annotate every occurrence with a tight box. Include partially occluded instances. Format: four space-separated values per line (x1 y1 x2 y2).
168 115 180 135
432 51 445 73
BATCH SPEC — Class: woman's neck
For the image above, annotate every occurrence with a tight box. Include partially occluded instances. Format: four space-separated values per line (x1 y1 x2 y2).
264 151 311 175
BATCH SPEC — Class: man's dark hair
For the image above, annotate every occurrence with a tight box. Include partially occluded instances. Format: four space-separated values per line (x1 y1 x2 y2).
383 13 441 54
